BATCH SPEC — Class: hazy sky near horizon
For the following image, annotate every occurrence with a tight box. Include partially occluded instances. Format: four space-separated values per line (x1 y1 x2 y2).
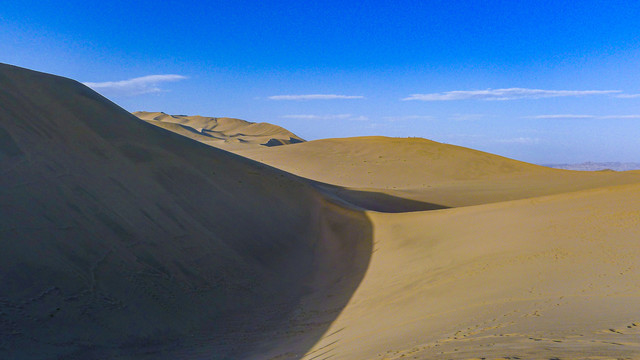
2 0 639 163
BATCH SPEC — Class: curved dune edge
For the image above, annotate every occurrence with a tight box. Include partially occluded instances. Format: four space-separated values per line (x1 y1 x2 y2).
0 63 371 359
298 183 640 359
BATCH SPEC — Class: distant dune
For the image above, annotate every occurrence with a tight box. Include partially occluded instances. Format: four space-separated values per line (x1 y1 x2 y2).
234 136 640 207
134 111 304 150
3 63 640 360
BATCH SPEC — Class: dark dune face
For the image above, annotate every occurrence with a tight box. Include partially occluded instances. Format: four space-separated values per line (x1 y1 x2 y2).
0 64 372 359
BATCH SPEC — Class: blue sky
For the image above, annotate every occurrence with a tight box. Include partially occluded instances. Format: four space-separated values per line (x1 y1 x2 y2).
2 0 639 163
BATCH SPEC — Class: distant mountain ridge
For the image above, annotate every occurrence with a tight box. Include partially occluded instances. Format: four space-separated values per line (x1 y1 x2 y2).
544 162 640 171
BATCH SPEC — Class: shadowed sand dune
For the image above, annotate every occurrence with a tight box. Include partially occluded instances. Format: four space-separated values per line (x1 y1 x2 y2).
0 64 371 359
134 111 304 151
3 63 640 360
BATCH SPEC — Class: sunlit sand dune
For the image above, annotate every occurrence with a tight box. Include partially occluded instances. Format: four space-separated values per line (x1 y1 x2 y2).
234 137 640 207
297 183 640 359
2 63 640 360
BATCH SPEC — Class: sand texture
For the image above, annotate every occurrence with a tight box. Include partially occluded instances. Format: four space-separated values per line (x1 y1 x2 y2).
2 63 640 359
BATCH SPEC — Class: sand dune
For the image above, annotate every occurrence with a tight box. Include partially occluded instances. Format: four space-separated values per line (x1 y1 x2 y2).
234 137 640 207
0 64 369 359
3 63 640 360
295 183 640 359
134 111 304 151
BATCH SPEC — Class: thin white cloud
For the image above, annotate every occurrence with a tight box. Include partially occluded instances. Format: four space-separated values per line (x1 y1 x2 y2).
268 94 364 100
282 114 368 121
383 115 434 121
526 114 640 119
616 94 640 98
603 115 640 119
83 75 187 96
403 88 621 101
525 114 596 119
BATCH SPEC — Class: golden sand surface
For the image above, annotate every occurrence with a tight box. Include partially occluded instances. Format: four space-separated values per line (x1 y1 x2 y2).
233 136 640 207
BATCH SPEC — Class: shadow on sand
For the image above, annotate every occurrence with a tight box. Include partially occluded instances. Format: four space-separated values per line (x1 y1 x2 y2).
312 182 449 213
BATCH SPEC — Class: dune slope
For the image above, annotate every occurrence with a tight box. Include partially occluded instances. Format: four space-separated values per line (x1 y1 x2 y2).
234 137 640 207
301 183 640 359
0 64 371 359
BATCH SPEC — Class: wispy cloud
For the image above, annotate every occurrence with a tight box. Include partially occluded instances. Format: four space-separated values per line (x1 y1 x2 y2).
383 115 434 121
525 114 597 119
282 114 368 121
526 114 640 119
83 75 187 96
268 94 364 100
601 115 640 119
616 93 640 98
403 88 621 101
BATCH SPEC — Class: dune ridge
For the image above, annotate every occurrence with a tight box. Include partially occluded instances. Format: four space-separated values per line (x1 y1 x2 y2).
0 63 370 359
233 136 640 207
134 111 304 151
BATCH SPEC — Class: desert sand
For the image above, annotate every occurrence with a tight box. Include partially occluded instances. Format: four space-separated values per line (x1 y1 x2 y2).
233 136 640 207
298 183 640 359
2 63 640 359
